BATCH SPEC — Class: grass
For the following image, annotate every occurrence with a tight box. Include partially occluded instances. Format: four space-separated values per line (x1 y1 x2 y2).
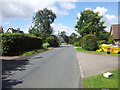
16 47 54 56
76 48 120 56
82 69 119 88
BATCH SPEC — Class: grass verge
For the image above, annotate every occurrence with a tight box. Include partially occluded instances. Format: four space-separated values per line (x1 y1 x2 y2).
76 48 120 56
82 69 119 88
16 47 54 56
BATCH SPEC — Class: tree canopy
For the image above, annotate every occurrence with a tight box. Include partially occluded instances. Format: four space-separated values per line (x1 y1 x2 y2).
29 8 56 38
75 9 106 39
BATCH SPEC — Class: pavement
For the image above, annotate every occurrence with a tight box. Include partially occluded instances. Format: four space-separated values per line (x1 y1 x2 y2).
76 51 118 78
2 46 81 88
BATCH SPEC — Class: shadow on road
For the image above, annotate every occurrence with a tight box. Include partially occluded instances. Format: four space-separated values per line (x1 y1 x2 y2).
2 59 29 88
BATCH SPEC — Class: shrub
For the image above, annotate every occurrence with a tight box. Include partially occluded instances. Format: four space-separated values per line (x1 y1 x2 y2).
74 42 81 47
0 33 42 56
108 35 115 44
47 35 59 47
97 40 108 45
81 34 98 51
43 43 50 49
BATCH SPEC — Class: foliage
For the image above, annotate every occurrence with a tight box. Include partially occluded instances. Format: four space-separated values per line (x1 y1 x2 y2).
75 9 106 40
43 43 50 49
73 42 81 47
29 8 56 39
21 49 47 56
108 35 115 44
81 34 98 51
47 35 59 47
97 40 108 45
0 33 42 56
69 33 78 44
59 31 69 43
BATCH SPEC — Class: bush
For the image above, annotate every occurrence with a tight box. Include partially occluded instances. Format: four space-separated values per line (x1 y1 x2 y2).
97 40 108 45
43 43 50 49
47 35 59 47
108 35 115 44
0 33 42 56
81 34 98 51
74 42 81 47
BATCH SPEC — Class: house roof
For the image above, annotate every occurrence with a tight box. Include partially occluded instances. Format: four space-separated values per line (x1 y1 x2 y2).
110 24 120 40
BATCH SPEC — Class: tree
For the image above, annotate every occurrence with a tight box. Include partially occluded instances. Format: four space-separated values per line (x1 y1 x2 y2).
29 8 56 38
69 33 78 44
60 31 69 43
75 9 106 39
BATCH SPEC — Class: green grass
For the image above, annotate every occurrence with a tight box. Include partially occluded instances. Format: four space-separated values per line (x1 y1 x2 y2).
82 69 119 88
16 47 54 56
76 48 120 56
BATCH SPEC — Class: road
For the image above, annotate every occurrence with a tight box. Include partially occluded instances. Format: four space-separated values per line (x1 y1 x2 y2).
2 46 81 88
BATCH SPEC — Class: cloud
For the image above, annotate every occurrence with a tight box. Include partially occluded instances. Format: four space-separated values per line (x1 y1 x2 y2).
1 1 77 19
51 23 75 35
93 7 108 15
85 8 92 10
59 2 76 10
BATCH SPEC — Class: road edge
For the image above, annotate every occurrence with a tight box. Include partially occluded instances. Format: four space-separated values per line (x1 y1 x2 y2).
75 50 84 79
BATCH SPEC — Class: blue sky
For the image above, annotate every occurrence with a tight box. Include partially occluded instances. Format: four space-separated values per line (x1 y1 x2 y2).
1 0 119 35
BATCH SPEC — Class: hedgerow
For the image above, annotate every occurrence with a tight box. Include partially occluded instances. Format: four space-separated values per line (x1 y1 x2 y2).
0 33 42 56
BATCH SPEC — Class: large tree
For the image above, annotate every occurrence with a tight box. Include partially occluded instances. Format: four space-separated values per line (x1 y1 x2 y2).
60 31 69 43
75 9 106 39
29 8 56 38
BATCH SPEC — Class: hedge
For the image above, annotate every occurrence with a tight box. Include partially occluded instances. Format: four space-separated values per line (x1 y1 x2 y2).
0 33 42 56
81 34 98 51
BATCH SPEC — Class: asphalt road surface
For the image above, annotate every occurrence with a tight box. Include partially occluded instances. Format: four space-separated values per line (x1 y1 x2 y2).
2 46 81 88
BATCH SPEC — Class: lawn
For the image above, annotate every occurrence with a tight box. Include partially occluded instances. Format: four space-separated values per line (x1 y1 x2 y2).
82 69 119 88
76 48 120 56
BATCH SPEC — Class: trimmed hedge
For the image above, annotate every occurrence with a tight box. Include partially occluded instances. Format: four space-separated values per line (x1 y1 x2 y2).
81 34 98 51
0 33 42 56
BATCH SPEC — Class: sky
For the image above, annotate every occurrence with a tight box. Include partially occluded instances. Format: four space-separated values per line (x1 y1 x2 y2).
0 0 119 35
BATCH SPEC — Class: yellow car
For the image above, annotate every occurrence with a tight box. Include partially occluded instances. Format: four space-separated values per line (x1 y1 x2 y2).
97 44 120 54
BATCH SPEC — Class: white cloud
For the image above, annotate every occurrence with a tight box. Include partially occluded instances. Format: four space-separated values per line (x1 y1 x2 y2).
77 12 81 19
1 1 73 19
104 14 117 22
59 2 76 10
93 7 108 15
85 8 92 10
51 23 75 35
47 6 68 15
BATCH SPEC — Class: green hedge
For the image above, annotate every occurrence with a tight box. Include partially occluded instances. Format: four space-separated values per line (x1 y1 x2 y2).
0 33 42 56
81 34 98 51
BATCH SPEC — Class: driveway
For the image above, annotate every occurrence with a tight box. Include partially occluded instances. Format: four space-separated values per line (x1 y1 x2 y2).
76 51 118 78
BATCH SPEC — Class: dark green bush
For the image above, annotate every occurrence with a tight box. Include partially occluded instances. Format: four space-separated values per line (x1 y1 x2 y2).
74 42 81 47
0 33 42 56
81 34 98 51
47 35 59 47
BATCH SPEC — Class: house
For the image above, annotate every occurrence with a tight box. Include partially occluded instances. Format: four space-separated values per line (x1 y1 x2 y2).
110 24 120 45
0 27 3 33
7 28 24 33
